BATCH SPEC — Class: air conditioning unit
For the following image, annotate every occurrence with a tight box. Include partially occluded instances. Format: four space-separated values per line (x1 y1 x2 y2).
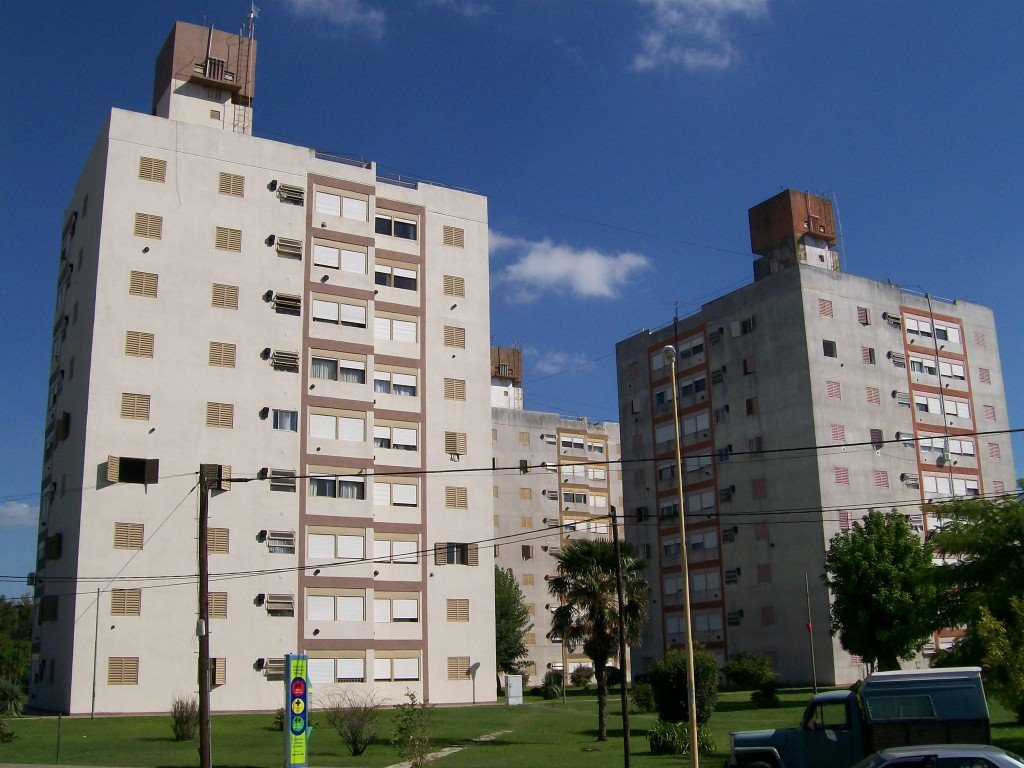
275 237 303 258
264 593 295 614
270 350 300 371
276 184 305 205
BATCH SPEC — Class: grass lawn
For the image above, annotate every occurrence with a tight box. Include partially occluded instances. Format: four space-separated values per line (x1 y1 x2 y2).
1 688 1021 768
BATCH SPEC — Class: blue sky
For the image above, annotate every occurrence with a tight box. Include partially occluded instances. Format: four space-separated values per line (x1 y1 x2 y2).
1 1 1021 594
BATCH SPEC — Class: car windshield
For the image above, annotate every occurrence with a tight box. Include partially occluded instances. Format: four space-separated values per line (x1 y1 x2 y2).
1004 750 1024 767
849 756 886 768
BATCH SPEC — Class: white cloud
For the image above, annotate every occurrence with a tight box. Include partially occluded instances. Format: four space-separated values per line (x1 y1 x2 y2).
631 0 768 72
281 0 386 39
491 231 649 301
419 0 492 17
527 348 594 377
0 501 37 528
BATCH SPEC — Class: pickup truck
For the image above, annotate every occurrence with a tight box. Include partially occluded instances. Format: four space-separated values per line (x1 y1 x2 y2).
727 667 990 768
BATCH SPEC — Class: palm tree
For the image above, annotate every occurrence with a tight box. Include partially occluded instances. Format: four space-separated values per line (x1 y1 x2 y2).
547 538 649 741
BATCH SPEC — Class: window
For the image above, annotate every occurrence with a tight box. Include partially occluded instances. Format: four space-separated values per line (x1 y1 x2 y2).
207 527 229 554
375 213 418 240
443 378 466 400
934 323 961 343
994 480 1006 495
443 274 465 297
309 532 364 560
983 404 996 421
269 469 297 492
374 595 419 623
309 473 365 499
218 172 244 197
751 477 767 499
374 315 418 343
120 393 151 420
866 386 881 405
374 370 417 396
214 226 242 252
826 380 841 399
988 442 1001 460
823 340 837 358
208 592 227 619
270 409 297 432
374 423 418 450
445 431 467 456
443 225 465 247
124 330 154 358
830 424 846 442
138 157 166 182
979 367 991 384
373 480 418 507
310 412 366 442
211 283 239 309
939 361 966 380
375 656 420 682
911 356 938 375
834 467 850 485
311 242 366 273
373 538 418 564
520 515 533 529
447 656 471 680
443 325 466 348
861 346 876 365
133 212 163 239
205 402 234 429
905 317 933 338
444 486 468 508
107 456 159 485
746 397 758 415
208 341 236 367
128 270 158 298
743 358 756 375
856 306 870 325
311 299 366 328
521 549 534 565
107 657 139 685
563 491 587 504
375 264 418 290
315 191 367 220
110 589 141 616
873 470 889 489
818 298 833 317
435 542 479 566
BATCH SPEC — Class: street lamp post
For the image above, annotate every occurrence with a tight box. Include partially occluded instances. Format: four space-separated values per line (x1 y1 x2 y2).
664 346 700 768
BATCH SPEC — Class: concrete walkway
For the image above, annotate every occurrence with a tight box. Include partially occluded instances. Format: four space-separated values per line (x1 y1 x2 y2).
385 729 511 768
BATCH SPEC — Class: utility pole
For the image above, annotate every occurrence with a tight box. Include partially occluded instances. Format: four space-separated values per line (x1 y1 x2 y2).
805 573 817 694
610 506 631 768
197 464 219 768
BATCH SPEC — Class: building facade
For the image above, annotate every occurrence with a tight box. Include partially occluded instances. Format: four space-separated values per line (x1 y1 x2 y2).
33 21 496 714
490 347 623 683
615 189 1017 685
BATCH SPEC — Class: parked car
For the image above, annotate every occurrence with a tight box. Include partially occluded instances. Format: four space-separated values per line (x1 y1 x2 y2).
851 744 1024 767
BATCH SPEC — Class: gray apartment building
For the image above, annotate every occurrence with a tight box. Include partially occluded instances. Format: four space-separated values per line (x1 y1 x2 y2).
615 189 1017 685
490 347 624 682
34 20 496 714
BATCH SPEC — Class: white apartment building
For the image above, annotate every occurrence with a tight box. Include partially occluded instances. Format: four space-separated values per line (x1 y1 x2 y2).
615 189 1017 685
33 20 496 714
490 347 624 682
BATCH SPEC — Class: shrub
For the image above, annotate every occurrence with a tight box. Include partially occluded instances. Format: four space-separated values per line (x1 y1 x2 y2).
751 678 782 708
391 691 433 768
541 670 563 700
570 665 594 688
646 720 715 755
630 681 656 713
606 666 623 688
0 715 15 743
320 690 383 756
722 652 775 690
271 708 284 731
648 646 719 726
169 695 199 742
0 677 26 717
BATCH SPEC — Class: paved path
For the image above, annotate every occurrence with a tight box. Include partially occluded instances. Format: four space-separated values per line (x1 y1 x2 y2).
386 729 511 768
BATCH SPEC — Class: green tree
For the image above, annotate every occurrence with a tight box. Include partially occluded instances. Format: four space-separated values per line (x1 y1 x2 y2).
547 538 649 741
823 509 936 671
0 596 32 690
494 566 532 691
648 646 719 726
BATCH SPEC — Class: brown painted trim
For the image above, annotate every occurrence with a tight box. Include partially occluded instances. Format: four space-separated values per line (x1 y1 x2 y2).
300 454 375 470
308 339 375 356
308 173 375 197
308 396 373 412
301 576 422 591
311 231 375 247
373 407 424 423
899 304 966 327
375 248 422 265
303 638 423 651
375 354 423 370
375 299 425 318
310 284 376 301
376 199 426 216
910 383 972 398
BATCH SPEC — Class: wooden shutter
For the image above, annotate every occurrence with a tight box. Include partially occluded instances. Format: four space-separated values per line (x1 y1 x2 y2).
215 226 242 251
826 380 841 399
866 386 881 405
467 543 479 566
107 455 121 483
124 330 155 358
208 592 228 619
107 657 139 685
443 325 466 348
523 573 535 586
208 528 229 553
211 283 239 309
446 599 469 622
818 298 833 317
447 656 470 679
138 157 167 182
444 432 467 455
113 522 144 550
442 226 465 248
857 306 870 325
205 402 234 428
434 543 448 565
443 274 465 297
211 658 227 686
218 465 232 492
218 172 244 197
128 270 158 297
120 393 151 420
443 378 466 400
519 487 532 500
111 588 142 616
444 486 468 509
133 213 162 239
209 341 237 367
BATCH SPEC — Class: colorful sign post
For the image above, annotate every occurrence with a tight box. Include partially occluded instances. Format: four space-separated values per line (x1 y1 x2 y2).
284 654 311 768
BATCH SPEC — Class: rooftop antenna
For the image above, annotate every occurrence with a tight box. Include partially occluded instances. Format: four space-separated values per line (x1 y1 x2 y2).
832 189 847 272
